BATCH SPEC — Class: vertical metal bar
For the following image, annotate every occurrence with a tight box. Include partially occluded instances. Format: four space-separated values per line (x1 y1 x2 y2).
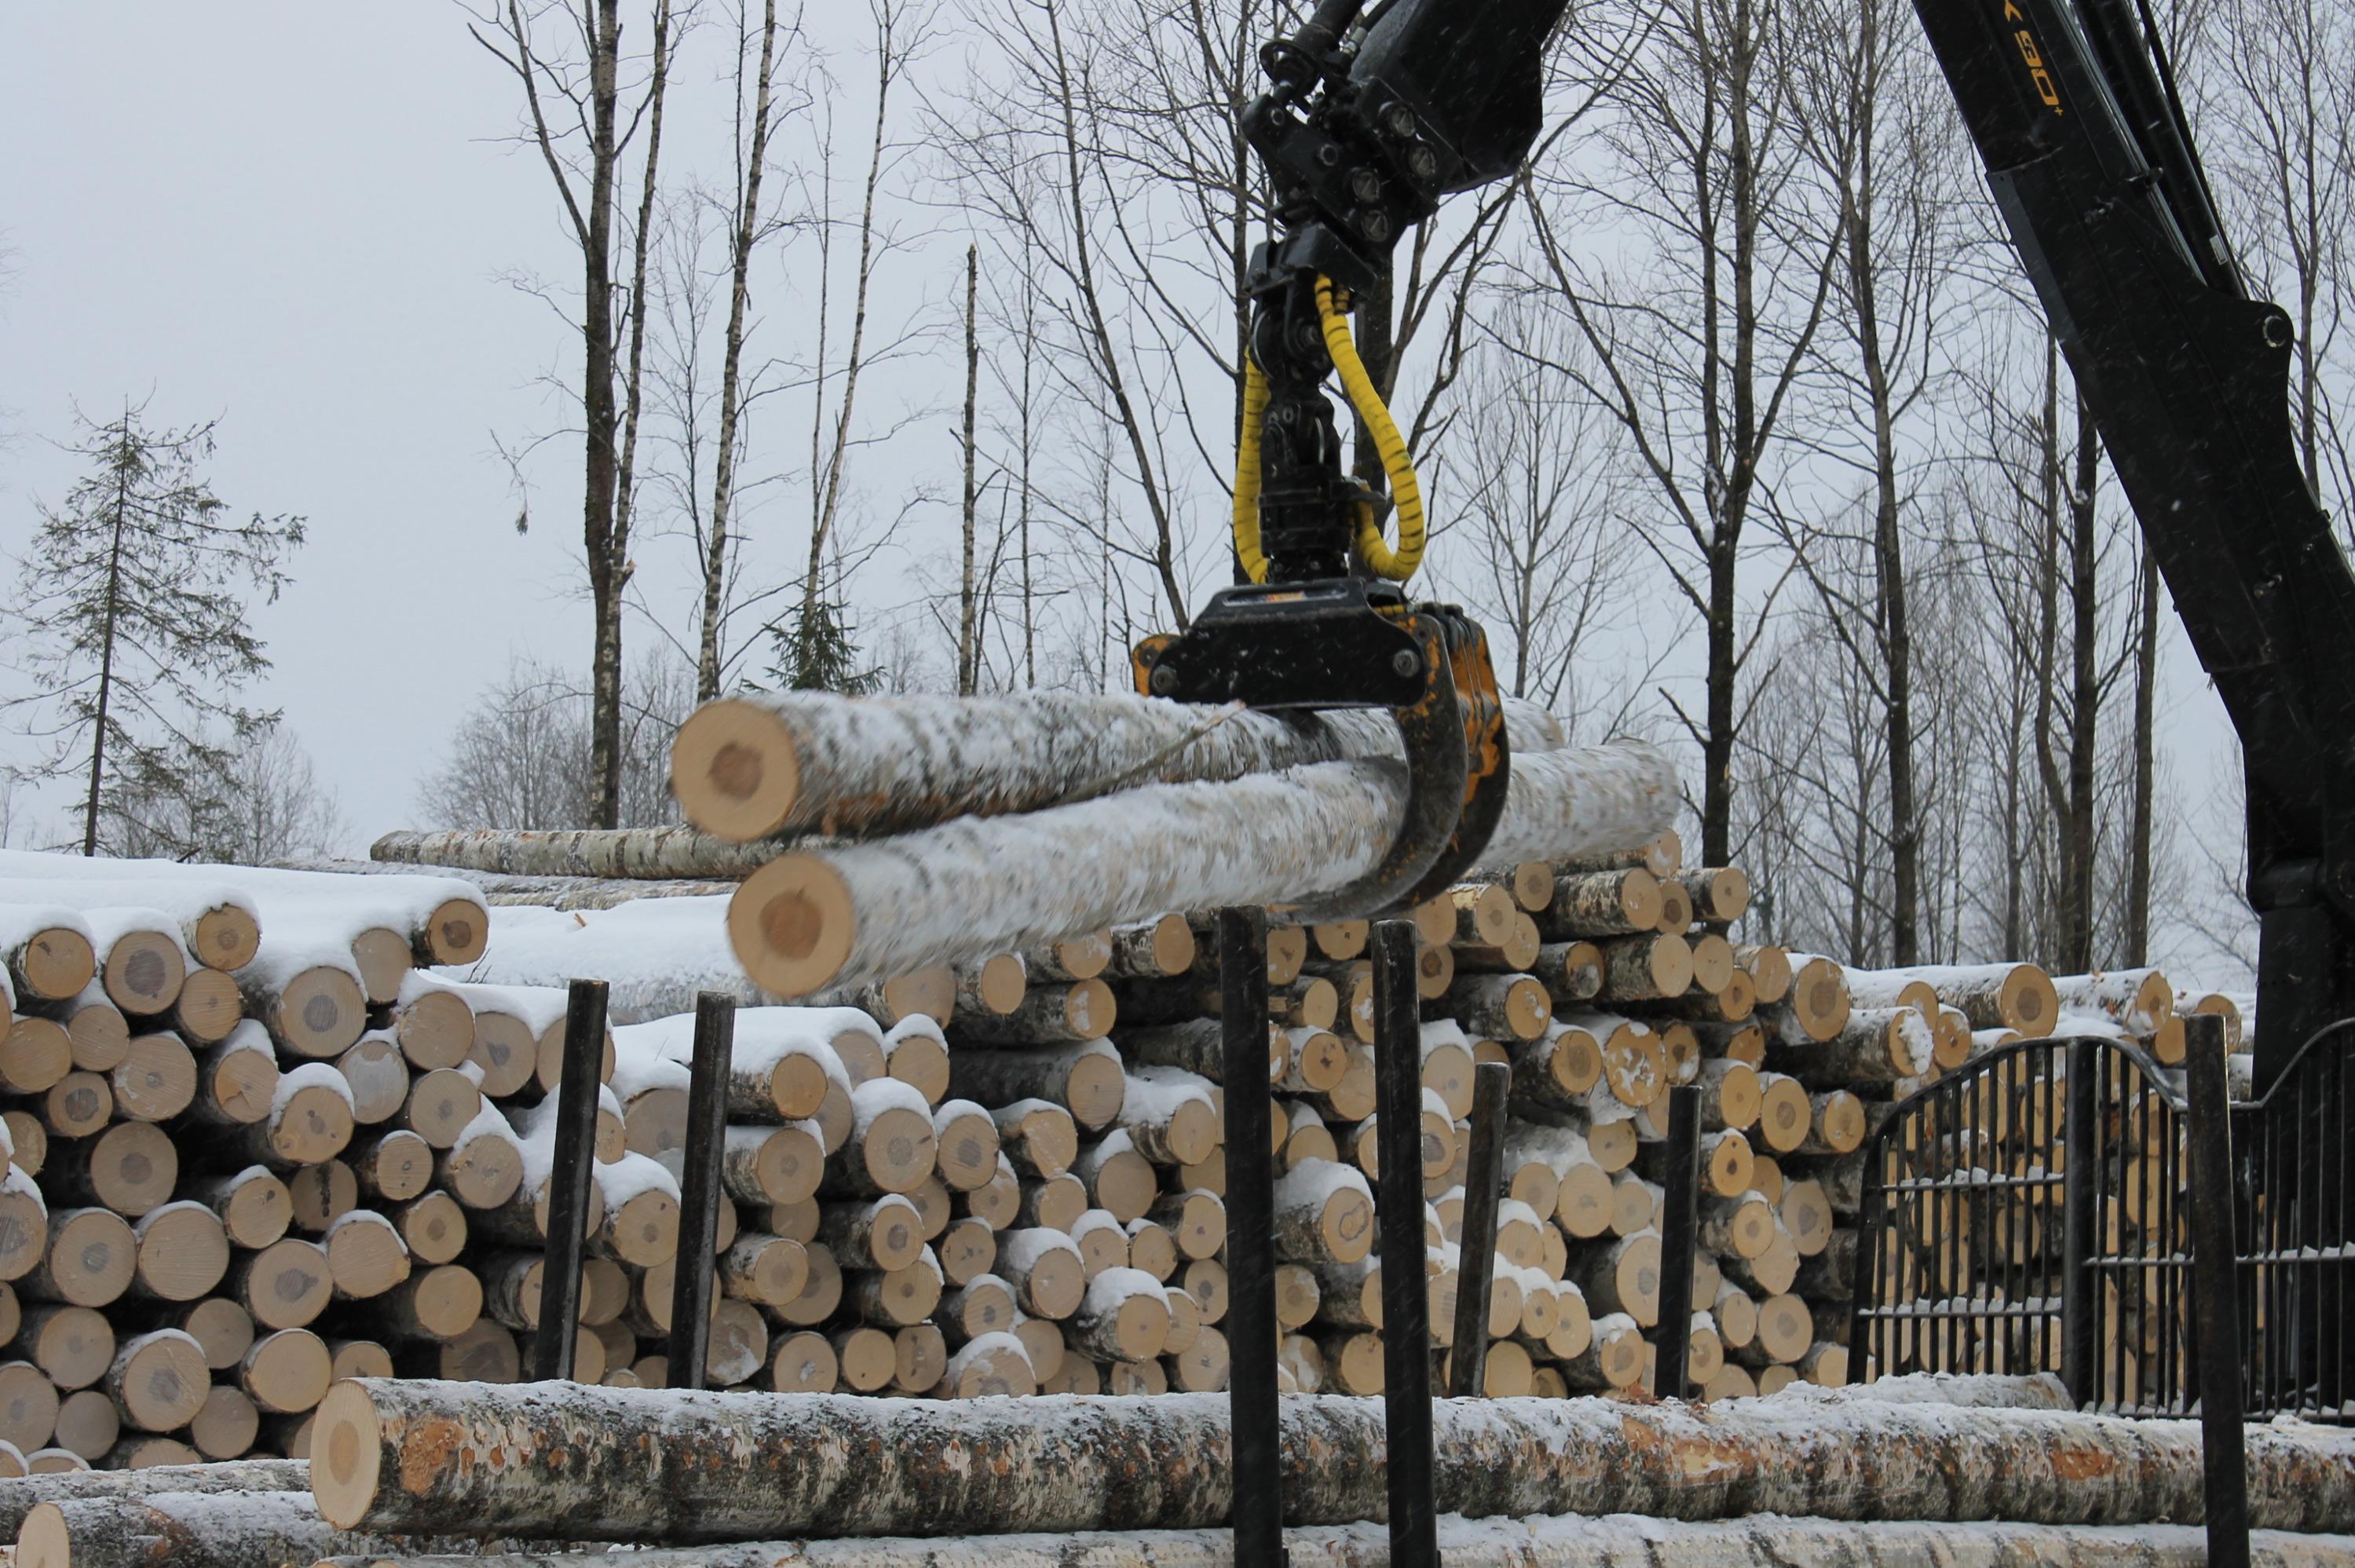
1650 1083 1702 1400
1446 1061 1511 1398
2061 1038 2099 1405
1370 919 1436 1568
1850 1120 1887 1383
666 992 737 1390
2185 1014 2251 1568
1218 908 1285 1568
529 978 608 1383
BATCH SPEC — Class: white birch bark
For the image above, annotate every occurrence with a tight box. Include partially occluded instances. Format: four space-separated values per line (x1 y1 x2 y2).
313 1379 2355 1540
304 1515 2355 1568
729 744 1676 997
671 691 1572 844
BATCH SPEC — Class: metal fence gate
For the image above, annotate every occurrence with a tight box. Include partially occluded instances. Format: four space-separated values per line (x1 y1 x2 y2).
1846 1034 2194 1413
2229 1020 2355 1424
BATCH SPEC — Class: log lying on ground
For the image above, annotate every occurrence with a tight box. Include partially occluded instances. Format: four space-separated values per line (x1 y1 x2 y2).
671 690 1571 845
729 743 1677 996
312 1379 2355 1540
305 1516 2355 1568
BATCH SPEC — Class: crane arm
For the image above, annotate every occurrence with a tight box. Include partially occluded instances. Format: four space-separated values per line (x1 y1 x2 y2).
1913 0 2355 1082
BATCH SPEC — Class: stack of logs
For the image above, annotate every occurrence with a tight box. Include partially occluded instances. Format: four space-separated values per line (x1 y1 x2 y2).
0 821 2242 1471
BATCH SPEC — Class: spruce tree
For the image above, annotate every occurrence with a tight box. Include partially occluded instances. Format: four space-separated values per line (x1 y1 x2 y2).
15 404 305 855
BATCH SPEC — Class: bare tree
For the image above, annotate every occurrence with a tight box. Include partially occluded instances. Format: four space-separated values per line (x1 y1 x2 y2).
416 656 692 829
957 243 983 693
2208 0 2355 543
1780 0 1956 961
1439 302 1644 731
112 721 348 865
787 0 938 680
466 0 683 826
944 0 1195 631
1519 0 1845 867
696 0 801 700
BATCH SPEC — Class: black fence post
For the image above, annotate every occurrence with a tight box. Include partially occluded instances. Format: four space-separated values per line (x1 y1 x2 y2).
1218 908 1285 1568
528 978 608 1383
2061 1037 2101 1405
2185 1014 2251 1568
1370 919 1436 1568
1446 1060 1510 1398
667 992 737 1389
1651 1084 1702 1399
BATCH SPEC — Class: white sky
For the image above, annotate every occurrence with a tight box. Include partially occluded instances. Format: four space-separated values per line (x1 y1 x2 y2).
0 4 2258 983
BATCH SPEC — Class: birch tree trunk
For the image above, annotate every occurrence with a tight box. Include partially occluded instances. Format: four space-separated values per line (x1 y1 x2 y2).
699 0 784 704
313 1378 2355 1540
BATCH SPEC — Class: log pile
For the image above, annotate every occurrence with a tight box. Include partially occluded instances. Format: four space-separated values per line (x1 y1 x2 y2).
0 685 2259 1504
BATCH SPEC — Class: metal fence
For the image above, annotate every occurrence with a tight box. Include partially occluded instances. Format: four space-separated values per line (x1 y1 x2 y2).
2229 1020 2355 1423
1847 1034 2192 1413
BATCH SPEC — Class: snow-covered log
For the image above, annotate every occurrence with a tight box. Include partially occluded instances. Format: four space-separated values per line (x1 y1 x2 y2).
16 1488 452 1568
302 1515 2355 1568
0 1457 307 1537
0 879 258 974
671 691 1572 844
728 742 1677 996
312 1380 2355 1540
1875 963 2062 1035
0 851 488 968
370 828 784 882
2047 970 2176 1036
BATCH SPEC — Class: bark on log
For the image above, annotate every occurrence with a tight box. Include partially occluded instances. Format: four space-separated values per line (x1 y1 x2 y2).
0 1458 309 1537
671 691 1571 844
299 1516 2355 1568
727 743 1677 996
17 1489 453 1568
318 1380 2355 1540
370 828 784 882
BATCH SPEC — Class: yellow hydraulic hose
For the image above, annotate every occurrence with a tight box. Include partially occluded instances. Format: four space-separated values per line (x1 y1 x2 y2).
1233 351 1272 584
1229 275 1428 585
1317 274 1425 582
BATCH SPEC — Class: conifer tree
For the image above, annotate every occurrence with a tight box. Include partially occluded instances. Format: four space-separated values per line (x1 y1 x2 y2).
14 404 305 855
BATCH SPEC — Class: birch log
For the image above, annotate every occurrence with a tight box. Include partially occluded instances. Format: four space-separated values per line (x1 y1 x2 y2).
729 743 1677 996
16 1489 443 1568
0 1457 307 1537
311 1380 2355 1540
371 828 783 882
671 691 1571 844
302 1517 2355 1568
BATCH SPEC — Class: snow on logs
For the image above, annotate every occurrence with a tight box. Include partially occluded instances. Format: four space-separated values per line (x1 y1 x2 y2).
292 1519 2355 1568
670 689 1573 846
312 1377 2355 1540
726 739 1679 996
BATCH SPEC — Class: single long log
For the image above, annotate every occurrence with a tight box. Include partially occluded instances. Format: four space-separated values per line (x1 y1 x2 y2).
0 1457 307 1537
16 1489 458 1568
370 829 784 882
730 744 1677 996
305 1516 2355 1568
671 691 1571 845
311 1380 2355 1540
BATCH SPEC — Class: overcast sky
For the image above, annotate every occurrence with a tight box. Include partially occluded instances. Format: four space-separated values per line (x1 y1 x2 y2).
0 5 737 849
0 5 2258 981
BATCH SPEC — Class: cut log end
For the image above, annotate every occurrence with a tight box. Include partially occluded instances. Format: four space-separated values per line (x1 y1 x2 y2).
672 696 803 842
730 856 856 997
